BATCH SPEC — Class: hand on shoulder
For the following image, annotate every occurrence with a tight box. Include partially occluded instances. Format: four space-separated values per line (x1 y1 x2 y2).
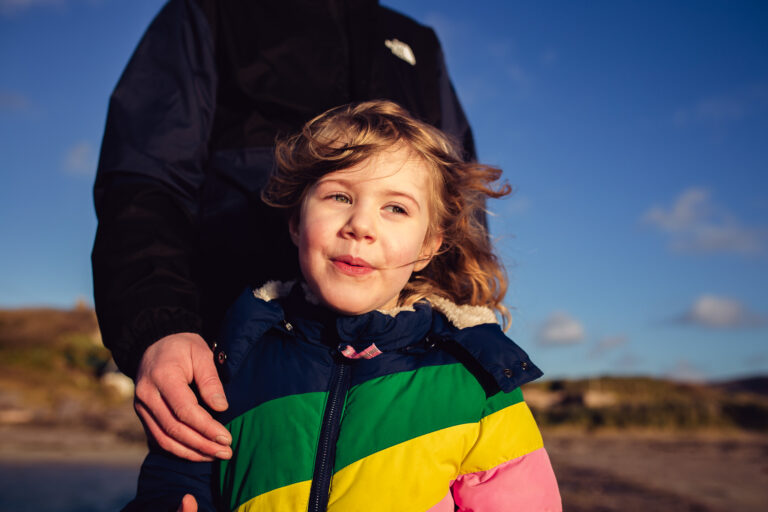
134 332 232 461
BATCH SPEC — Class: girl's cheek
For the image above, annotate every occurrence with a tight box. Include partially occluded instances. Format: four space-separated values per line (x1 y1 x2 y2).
390 245 420 267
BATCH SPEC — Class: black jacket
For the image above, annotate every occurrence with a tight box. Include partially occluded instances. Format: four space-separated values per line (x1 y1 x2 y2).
92 0 476 378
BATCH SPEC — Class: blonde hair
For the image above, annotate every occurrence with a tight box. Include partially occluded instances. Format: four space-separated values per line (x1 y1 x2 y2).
262 100 512 327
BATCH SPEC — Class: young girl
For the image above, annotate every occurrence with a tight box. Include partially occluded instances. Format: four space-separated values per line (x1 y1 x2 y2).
126 100 561 512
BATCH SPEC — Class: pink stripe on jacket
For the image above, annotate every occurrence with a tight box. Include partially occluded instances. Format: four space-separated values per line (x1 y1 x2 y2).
427 447 562 511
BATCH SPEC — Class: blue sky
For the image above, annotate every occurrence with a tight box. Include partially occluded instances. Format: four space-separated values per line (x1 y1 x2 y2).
1 0 766 381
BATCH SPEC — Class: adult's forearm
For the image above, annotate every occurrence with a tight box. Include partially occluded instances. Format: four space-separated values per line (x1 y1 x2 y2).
92 0 217 377
92 176 203 378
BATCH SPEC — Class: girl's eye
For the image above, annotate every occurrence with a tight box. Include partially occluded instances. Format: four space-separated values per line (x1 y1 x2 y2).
384 204 408 215
329 194 351 204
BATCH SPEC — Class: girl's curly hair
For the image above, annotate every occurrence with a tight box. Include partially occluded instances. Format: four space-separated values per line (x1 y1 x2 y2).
262 100 512 327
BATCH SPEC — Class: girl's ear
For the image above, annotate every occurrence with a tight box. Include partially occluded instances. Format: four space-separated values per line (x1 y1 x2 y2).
414 234 443 272
288 215 300 246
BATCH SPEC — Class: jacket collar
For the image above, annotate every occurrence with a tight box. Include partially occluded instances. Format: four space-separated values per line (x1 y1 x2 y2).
254 280 499 326
248 280 542 393
264 280 433 353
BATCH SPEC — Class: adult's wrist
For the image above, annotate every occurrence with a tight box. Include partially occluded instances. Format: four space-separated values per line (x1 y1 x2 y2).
116 307 204 379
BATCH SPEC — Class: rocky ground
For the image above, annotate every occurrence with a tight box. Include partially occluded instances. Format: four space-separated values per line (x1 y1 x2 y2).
546 430 768 512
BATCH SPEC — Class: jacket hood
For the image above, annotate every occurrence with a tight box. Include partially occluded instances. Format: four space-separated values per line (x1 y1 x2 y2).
253 279 499 327
243 280 542 393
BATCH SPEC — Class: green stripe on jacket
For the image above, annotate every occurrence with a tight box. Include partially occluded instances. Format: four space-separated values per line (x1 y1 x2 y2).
220 391 327 511
219 364 526 510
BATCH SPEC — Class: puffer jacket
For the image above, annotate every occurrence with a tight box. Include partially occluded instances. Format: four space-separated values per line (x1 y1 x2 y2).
125 282 561 512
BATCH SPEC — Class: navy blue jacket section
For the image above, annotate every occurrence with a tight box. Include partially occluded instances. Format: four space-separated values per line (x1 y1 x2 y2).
214 285 542 425
122 451 214 512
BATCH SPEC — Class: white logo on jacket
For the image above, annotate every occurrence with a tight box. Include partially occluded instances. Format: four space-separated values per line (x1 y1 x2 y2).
385 39 416 66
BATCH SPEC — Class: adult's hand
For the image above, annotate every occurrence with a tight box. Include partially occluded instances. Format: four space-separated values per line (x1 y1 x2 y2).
176 494 198 512
134 332 232 461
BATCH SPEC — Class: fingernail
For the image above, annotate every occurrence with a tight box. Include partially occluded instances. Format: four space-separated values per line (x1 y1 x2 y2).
212 394 228 408
216 435 232 446
215 450 232 460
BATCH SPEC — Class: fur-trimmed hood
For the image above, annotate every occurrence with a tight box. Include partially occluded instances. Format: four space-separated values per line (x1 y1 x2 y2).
252 280 499 329
227 281 541 394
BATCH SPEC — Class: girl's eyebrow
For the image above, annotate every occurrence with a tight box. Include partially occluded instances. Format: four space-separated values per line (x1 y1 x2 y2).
380 189 421 210
315 178 422 210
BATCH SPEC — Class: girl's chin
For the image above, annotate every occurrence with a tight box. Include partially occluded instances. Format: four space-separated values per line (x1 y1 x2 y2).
317 293 396 316
321 301 377 316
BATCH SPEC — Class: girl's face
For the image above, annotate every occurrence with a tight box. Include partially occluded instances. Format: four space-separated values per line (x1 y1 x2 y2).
290 145 442 315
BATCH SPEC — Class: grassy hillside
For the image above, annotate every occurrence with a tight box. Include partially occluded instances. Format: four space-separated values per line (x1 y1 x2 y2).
523 376 768 432
0 306 141 441
0 306 109 395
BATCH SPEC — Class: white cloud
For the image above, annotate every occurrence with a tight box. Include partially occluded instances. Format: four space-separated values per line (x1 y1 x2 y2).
744 353 768 369
590 335 628 357
643 187 766 256
505 62 531 87
666 360 706 383
537 311 584 346
0 0 63 16
0 90 31 112
63 141 97 176
674 97 744 125
422 14 533 102
423 12 463 54
643 187 709 231
678 294 766 329
504 195 531 215
673 84 768 126
484 40 531 88
540 50 558 67
615 353 642 371
0 0 102 16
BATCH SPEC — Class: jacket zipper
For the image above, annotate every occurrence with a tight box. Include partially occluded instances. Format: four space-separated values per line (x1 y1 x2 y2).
308 356 352 512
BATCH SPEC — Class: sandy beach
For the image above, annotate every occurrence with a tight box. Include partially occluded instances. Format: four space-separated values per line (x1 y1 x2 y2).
546 430 768 512
0 425 146 464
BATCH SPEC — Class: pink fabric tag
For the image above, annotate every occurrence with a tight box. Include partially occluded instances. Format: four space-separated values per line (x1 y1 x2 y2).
340 343 383 359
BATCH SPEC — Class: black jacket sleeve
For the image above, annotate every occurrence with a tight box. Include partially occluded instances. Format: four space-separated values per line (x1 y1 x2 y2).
121 450 216 512
93 0 478 379
92 0 217 378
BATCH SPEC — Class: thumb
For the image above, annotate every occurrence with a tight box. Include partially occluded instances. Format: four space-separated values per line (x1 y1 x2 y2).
192 342 228 411
176 494 198 512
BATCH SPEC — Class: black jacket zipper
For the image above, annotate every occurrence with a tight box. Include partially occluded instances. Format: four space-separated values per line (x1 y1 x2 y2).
307 356 352 512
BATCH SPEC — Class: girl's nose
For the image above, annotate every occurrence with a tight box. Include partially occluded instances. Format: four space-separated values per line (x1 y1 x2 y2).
343 206 376 242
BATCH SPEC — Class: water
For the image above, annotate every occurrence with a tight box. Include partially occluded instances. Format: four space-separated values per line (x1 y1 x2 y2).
0 460 139 512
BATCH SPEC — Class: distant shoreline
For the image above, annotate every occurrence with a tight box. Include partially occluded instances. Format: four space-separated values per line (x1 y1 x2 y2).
0 424 146 465
3 422 764 463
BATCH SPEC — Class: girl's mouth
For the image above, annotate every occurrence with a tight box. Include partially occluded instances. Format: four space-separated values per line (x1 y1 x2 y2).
331 256 374 276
